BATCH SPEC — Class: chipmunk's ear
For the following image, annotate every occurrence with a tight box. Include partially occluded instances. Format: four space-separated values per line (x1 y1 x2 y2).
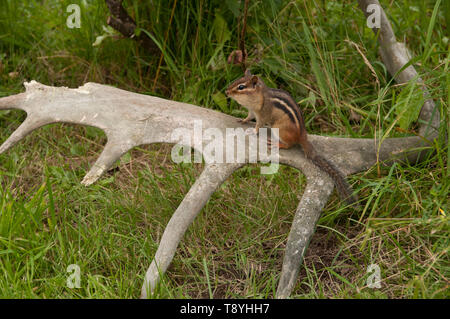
250 75 259 87
244 69 252 77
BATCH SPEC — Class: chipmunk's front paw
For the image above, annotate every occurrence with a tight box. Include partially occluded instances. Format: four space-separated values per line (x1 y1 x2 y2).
237 118 250 124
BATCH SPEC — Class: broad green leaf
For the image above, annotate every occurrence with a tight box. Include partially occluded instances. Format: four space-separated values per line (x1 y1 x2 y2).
225 0 241 18
394 79 424 130
212 91 228 113
212 12 231 45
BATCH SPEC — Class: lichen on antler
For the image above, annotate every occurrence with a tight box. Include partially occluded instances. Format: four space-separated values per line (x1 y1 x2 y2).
0 1 440 299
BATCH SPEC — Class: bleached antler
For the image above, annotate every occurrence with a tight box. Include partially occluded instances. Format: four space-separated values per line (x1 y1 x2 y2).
0 0 439 298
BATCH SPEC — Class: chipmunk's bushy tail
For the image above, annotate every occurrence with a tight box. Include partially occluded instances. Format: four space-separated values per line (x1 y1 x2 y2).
301 140 358 206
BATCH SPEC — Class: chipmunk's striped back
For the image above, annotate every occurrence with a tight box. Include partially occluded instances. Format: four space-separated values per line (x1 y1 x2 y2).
267 88 306 137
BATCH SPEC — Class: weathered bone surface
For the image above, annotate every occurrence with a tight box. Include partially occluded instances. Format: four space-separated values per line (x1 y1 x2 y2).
0 0 439 298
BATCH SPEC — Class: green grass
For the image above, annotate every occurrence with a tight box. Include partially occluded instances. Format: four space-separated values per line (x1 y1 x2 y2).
0 0 448 298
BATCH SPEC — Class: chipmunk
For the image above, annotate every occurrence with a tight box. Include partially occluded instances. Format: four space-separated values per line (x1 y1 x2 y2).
225 69 357 205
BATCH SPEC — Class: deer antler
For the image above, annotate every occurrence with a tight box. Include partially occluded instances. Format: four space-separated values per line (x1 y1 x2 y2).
0 0 440 298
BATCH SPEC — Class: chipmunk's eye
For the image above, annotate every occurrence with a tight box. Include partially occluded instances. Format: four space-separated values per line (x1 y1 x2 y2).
238 84 246 90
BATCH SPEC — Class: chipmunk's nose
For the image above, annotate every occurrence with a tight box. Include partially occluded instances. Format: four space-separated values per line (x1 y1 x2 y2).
225 89 230 96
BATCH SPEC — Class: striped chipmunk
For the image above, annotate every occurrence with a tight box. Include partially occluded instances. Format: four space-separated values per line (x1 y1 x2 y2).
225 69 358 205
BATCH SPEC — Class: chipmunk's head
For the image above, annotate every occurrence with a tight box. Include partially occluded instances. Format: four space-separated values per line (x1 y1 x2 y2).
225 69 265 111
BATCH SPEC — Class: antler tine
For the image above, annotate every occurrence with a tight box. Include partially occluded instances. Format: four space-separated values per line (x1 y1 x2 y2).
141 163 243 298
357 0 440 138
81 139 135 186
0 116 51 154
276 172 335 298
0 92 27 111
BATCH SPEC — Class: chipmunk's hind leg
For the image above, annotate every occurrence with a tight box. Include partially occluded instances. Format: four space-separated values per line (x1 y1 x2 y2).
266 129 298 149
273 122 299 149
267 138 290 149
